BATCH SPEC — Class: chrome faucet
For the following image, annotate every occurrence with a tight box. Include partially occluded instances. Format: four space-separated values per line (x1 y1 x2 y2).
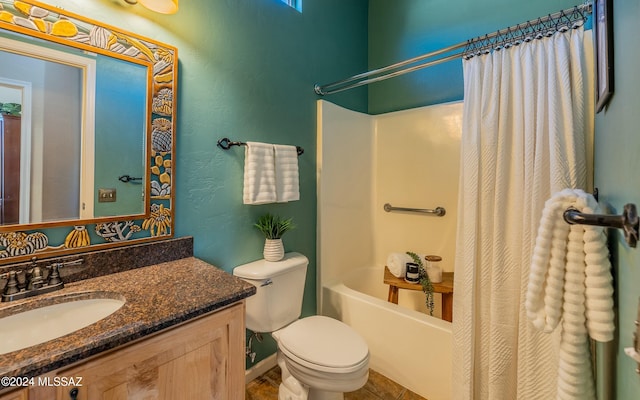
0 257 83 302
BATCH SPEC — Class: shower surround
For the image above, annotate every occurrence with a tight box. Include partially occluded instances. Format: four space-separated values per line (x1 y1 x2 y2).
317 100 462 399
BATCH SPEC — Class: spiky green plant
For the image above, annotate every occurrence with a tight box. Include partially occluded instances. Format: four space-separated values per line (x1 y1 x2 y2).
406 251 435 316
254 213 295 239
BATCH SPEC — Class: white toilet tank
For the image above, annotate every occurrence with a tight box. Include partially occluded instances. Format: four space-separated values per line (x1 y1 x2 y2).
233 252 308 333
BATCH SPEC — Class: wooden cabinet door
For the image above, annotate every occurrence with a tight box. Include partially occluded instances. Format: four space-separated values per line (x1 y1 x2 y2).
57 302 245 400
0 388 28 400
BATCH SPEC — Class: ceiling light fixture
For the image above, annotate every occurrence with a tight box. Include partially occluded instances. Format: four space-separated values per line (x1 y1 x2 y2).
123 0 178 14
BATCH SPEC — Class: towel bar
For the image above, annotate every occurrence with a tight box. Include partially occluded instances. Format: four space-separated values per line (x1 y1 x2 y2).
118 175 142 183
217 137 304 156
563 203 639 248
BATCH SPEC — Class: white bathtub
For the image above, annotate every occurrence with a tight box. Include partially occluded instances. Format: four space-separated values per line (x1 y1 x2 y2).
321 266 452 400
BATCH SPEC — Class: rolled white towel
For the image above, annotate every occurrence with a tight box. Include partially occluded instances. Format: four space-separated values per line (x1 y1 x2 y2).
386 253 413 278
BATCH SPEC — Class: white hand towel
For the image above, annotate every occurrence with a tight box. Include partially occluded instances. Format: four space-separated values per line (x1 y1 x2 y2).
526 188 615 400
274 144 300 202
243 142 276 205
386 253 413 278
527 188 615 340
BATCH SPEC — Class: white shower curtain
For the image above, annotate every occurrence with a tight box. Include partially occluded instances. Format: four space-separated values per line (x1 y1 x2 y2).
452 27 593 399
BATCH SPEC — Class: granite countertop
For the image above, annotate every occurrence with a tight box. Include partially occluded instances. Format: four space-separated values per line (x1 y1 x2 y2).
0 257 256 381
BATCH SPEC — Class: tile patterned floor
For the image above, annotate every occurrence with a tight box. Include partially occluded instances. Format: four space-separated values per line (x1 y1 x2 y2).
246 366 427 400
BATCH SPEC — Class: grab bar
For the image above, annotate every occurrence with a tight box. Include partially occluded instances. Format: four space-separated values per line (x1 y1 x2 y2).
383 203 446 217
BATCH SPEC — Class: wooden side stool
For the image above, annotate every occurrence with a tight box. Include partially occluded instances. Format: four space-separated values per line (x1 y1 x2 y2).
383 266 454 322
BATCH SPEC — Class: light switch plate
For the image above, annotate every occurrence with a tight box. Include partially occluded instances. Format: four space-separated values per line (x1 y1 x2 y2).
98 188 116 202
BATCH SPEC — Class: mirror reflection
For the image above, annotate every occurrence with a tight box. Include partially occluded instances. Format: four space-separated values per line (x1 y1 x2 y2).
0 33 147 226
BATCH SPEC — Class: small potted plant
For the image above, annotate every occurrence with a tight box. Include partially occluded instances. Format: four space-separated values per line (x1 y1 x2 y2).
406 252 435 316
254 213 295 261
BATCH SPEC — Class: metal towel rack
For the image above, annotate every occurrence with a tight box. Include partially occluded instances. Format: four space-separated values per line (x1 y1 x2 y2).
217 137 304 156
383 203 446 217
563 203 639 248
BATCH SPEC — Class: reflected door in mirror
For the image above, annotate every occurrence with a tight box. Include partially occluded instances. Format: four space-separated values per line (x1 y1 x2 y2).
0 114 20 224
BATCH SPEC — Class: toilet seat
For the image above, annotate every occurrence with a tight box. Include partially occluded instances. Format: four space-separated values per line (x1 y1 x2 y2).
276 316 369 373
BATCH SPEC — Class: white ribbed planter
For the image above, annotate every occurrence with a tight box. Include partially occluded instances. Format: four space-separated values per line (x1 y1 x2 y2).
263 238 284 261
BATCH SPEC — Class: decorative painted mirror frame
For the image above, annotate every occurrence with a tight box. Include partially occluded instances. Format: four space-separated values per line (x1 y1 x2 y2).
0 0 176 263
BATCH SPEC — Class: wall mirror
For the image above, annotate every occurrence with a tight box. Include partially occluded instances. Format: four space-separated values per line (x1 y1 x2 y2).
0 0 176 263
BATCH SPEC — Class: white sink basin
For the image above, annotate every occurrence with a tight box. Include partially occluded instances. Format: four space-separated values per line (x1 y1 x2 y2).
0 297 125 355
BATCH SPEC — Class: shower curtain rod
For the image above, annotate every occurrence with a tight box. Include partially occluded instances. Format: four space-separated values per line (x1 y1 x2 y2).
314 2 592 96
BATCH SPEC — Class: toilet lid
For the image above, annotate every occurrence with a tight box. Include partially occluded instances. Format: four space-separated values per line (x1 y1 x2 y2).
277 316 369 372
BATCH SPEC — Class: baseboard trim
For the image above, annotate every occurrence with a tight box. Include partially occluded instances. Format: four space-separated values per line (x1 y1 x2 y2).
245 353 278 384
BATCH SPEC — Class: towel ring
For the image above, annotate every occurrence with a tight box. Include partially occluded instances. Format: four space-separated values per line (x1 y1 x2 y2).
563 203 639 248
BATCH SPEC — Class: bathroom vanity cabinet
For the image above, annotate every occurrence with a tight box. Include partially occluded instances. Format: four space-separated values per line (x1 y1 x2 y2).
0 390 26 400
0 302 246 400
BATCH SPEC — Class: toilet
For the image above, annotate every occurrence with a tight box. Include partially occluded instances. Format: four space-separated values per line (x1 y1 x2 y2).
233 252 369 400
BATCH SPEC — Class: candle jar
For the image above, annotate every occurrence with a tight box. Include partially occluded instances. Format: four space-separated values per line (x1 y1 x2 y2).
405 262 420 283
425 255 443 283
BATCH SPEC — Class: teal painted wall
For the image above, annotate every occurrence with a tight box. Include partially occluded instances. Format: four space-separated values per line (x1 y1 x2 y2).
594 0 640 398
367 0 580 114
171 0 368 365
50 0 368 367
